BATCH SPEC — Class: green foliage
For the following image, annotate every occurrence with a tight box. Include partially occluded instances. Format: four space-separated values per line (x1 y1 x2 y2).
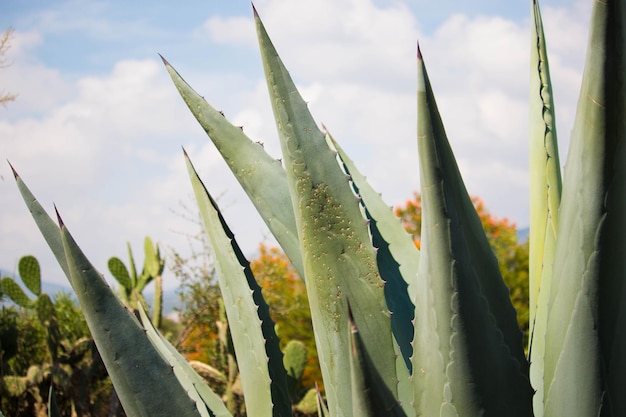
0 257 111 417
9 1 626 416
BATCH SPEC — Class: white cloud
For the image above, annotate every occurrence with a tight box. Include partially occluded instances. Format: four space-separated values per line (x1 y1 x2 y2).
203 16 256 46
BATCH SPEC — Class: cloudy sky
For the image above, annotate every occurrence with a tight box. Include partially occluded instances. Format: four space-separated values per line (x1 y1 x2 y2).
1 0 591 290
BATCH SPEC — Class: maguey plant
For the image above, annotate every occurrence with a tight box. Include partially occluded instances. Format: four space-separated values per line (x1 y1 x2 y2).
7 0 626 415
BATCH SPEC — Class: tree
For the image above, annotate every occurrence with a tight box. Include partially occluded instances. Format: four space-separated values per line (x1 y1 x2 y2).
0 27 17 106
394 192 530 342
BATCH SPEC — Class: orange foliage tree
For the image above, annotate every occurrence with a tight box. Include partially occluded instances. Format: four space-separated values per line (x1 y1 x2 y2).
395 192 530 342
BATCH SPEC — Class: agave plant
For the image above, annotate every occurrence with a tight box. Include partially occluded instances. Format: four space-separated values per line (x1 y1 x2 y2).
7 0 626 416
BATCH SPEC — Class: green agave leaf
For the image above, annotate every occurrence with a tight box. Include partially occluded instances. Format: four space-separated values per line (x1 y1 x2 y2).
185 151 292 417
528 0 562 329
162 56 304 278
0 277 32 308
413 47 532 417
10 165 70 280
542 1 626 415
315 384 329 417
107 257 132 290
138 305 231 417
58 214 204 417
18 255 41 296
348 307 407 417
13 170 203 417
255 8 398 415
527 1 562 415
328 132 417 373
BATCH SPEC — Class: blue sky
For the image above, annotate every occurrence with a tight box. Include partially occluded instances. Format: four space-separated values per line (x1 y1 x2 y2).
0 0 591 289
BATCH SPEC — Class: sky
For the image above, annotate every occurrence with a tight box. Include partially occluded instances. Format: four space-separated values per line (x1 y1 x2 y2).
0 0 592 291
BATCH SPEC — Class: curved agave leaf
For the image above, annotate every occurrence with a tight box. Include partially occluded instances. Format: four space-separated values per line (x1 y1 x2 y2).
528 0 562 328
59 217 204 417
542 1 626 415
329 132 417 373
138 305 232 417
254 8 398 415
185 151 292 417
413 47 532 416
162 57 304 278
315 384 329 417
527 1 562 415
348 306 407 417
12 169 204 417
10 164 69 280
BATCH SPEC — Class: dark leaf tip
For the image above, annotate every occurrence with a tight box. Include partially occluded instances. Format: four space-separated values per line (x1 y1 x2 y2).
54 205 64 228
7 160 18 179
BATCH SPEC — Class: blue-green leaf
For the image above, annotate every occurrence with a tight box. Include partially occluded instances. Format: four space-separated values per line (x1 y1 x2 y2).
542 1 626 415
138 305 232 417
413 46 532 416
13 169 203 417
163 57 303 278
329 132 417 373
255 8 398 415
528 2 562 415
348 307 407 417
185 151 292 417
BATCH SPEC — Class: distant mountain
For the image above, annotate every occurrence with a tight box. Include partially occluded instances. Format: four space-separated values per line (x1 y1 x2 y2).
517 227 529 243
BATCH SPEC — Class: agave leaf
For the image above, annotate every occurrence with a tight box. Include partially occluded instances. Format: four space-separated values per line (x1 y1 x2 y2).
162 57 304 279
254 8 398 415
528 0 562 329
185 151 292 417
527 1 562 415
10 166 70 280
348 306 407 417
542 1 626 415
59 214 206 417
13 170 203 417
1 277 32 308
328 132 417 373
315 384 329 417
137 305 232 417
18 255 41 296
413 46 532 416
